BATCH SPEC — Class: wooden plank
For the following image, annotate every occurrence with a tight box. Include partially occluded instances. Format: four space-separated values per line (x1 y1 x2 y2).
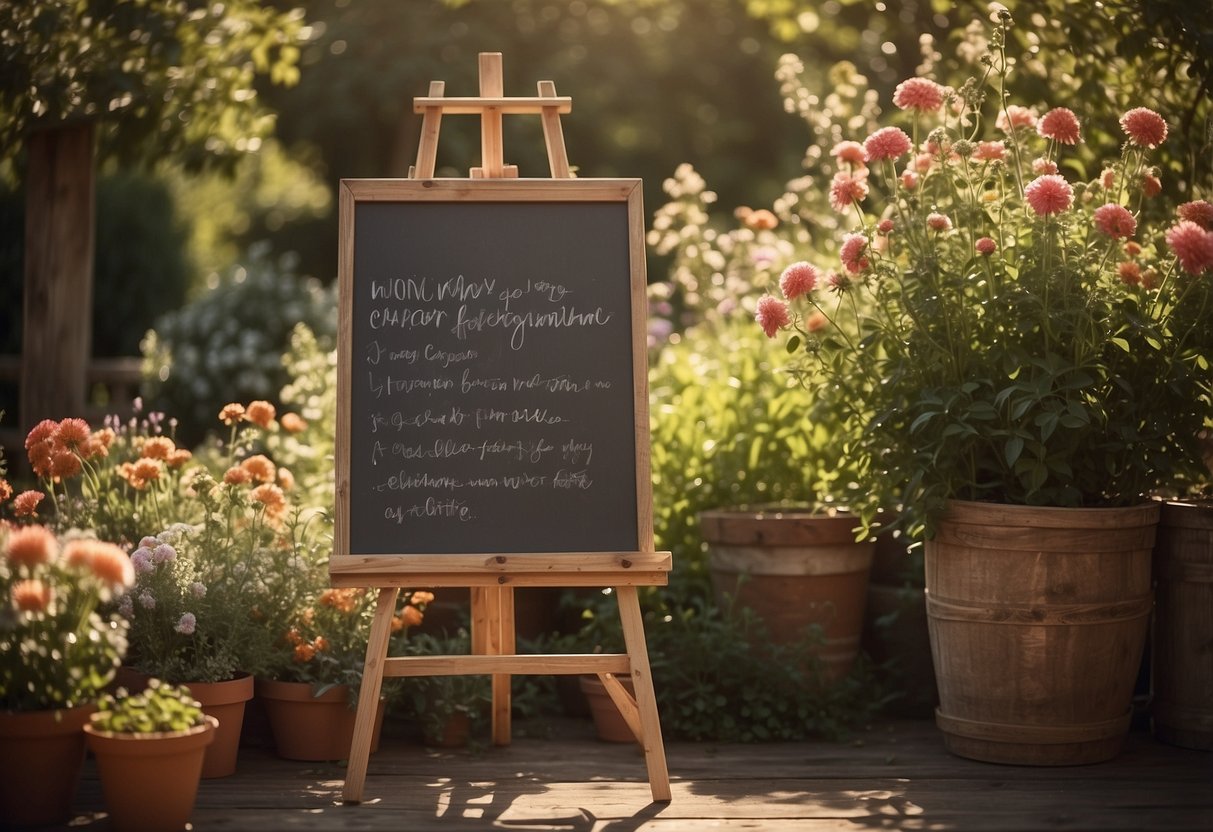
342 587 399 803
330 571 671 589
597 671 642 741
477 53 505 178
413 80 445 180
493 586 516 746
537 80 571 178
381 653 631 677
341 177 639 202
617 585 671 802
334 181 356 564
331 553 671 574
413 96 573 114
626 184 655 554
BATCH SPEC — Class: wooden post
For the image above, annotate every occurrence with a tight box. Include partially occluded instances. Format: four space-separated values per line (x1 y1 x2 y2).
20 123 95 433
341 587 398 803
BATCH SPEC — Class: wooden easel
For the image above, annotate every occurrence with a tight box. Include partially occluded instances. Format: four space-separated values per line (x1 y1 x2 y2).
340 53 672 805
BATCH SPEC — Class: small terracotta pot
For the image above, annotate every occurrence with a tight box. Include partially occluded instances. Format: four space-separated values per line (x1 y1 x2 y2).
579 675 638 744
84 715 217 832
255 679 385 761
185 673 254 778
424 710 472 748
0 704 95 826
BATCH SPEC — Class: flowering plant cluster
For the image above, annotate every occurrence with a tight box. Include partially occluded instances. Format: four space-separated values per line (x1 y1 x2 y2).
0 525 133 711
91 678 206 735
756 11 1213 533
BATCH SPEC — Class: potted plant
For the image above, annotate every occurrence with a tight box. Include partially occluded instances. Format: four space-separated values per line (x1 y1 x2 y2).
0 522 134 826
399 629 491 748
756 10 1213 763
84 679 217 832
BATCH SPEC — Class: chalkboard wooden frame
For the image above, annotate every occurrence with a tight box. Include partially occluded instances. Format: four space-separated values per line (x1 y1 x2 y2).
331 178 670 587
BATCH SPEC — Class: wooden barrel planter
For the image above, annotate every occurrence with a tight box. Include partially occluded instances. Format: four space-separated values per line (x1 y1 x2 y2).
926 500 1157 765
700 508 874 682
1152 501 1213 750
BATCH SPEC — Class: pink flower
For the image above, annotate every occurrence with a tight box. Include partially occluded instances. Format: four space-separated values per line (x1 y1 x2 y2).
926 212 952 232
996 104 1038 132
975 237 997 256
1166 220 1213 275
877 219 895 235
863 127 912 161
1024 174 1073 216
1100 169 1116 190
806 311 830 332
892 77 945 112
1118 261 1142 286
1142 173 1162 198
829 171 869 212
900 170 919 190
1177 200 1213 230
826 272 851 292
1037 107 1082 145
1032 157 1058 175
779 262 820 300
840 232 870 273
755 296 791 338
972 141 1007 162
913 152 933 173
1120 108 1168 148
175 613 197 635
1093 204 1137 239
830 141 867 167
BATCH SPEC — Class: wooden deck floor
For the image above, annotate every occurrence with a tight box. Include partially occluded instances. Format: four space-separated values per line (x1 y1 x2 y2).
57 716 1211 831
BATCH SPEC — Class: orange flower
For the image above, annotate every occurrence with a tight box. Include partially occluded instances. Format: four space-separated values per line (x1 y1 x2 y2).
240 454 276 484
280 412 307 434
319 588 360 614
390 615 405 632
0 478 11 502
251 483 287 518
410 590 435 605
28 442 54 479
398 604 424 628
12 490 45 517
24 419 57 450
167 449 193 468
56 418 91 451
13 579 52 612
218 403 245 425
140 436 176 460
744 209 778 231
277 468 295 492
285 627 304 645
50 450 82 480
223 466 252 486
293 643 317 663
130 458 163 490
76 540 134 589
6 525 58 567
313 636 329 652
82 428 114 460
245 400 276 428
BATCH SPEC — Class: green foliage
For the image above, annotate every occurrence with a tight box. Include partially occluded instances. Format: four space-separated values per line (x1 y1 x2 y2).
395 629 492 743
92 678 205 734
0 0 306 172
650 316 852 600
141 248 337 443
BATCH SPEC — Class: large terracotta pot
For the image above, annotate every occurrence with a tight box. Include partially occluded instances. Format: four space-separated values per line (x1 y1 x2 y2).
84 714 217 832
0 704 95 826
255 679 384 761
1152 500 1213 750
926 500 1156 765
186 672 254 778
700 507 874 682
579 674 638 743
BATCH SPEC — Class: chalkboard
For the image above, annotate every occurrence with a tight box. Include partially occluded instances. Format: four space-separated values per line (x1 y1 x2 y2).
332 179 654 572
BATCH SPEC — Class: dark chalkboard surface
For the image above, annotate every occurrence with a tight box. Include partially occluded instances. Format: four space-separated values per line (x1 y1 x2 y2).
333 179 652 564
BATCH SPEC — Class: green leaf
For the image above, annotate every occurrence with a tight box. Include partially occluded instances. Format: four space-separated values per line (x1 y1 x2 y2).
1005 436 1025 467
786 334 801 354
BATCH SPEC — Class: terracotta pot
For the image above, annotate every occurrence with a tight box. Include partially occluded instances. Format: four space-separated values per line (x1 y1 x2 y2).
255 679 385 761
701 507 874 682
927 500 1156 765
424 710 472 748
1152 501 1213 750
84 714 217 832
579 674 638 743
0 704 95 826
186 672 254 778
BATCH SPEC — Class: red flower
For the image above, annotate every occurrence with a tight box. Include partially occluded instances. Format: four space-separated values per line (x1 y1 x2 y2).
1037 107 1082 145
1120 108 1168 148
1092 204 1137 239
1177 200 1213 230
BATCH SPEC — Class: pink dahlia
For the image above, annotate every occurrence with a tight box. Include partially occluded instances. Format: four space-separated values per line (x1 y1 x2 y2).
1142 173 1162 198
840 232 870 274
1037 107 1082 145
1032 157 1058 175
1177 200 1213 230
863 127 912 161
779 261 820 300
1166 220 1213 275
829 171 869 212
926 212 952 232
975 237 997 256
996 105 1038 132
892 77 945 112
1120 108 1168 148
755 296 791 338
1093 203 1137 239
830 140 868 167
1100 169 1116 190
972 141 1007 162
1024 174 1073 216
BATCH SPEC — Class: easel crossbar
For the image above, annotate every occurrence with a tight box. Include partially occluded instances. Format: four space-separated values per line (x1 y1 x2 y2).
382 653 631 677
414 96 572 114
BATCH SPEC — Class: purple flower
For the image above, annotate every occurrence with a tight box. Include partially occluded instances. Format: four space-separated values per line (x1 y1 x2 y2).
152 544 177 563
175 613 197 635
190 581 208 598
138 591 156 610
131 549 154 575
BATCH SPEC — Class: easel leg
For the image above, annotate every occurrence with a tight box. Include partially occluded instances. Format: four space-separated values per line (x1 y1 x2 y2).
343 587 399 804
471 586 514 745
616 586 672 802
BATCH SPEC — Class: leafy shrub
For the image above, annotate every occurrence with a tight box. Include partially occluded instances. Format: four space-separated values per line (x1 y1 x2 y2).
141 247 336 443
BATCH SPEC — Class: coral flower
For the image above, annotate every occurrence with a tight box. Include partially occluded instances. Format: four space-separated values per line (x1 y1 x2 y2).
1120 107 1168 148
829 171 869 212
1093 204 1137 239
0 478 10 501
745 209 778 231
278 468 296 492
66 540 135 589
1024 174 1074 216
839 232 870 273
246 400 276 428
55 418 91 451
877 219 895 235
13 579 52 612
1141 173 1162 197
1177 200 1213 230
6 525 58 567
241 454 277 484
131 458 163 489
927 212 952 232
826 272 850 292
976 237 998 256
1118 261 1142 286
863 127 912 161
293 643 316 663
399 604 424 628
830 140 868 167
996 104 1038 132
141 436 175 460
806 311 830 332
1124 241 1143 257
25 419 58 450
224 466 252 485
1166 220 1213 275
218 403 245 425
779 262 820 300
280 412 308 434
251 483 287 517
1037 107 1082 145
1100 169 1116 190
1031 158 1058 175
892 77 945 112
972 141 1007 162
167 449 192 468
900 170 919 190
12 490 45 517
755 296 791 338
50 450 82 480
